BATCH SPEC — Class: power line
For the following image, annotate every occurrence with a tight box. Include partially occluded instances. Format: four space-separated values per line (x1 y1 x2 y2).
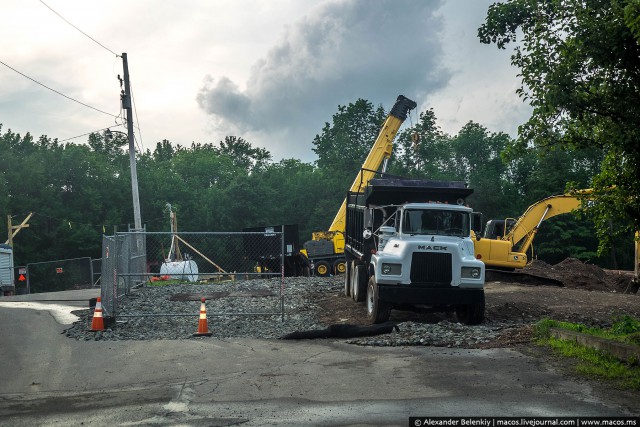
39 0 119 57
0 59 119 118
58 126 114 142
130 80 144 152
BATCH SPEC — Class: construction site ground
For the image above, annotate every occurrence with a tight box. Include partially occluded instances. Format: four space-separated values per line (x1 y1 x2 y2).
316 258 640 348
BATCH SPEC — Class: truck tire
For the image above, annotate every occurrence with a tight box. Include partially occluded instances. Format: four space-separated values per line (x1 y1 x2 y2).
456 301 485 325
366 276 390 324
351 265 366 302
315 261 330 277
344 262 352 297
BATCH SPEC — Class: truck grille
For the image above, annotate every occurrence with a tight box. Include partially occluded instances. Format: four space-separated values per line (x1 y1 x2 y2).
410 252 452 286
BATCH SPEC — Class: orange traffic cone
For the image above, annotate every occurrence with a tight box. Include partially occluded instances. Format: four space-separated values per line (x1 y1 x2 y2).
90 297 105 332
193 297 212 337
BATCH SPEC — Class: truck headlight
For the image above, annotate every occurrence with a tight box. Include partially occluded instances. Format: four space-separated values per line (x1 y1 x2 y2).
461 267 481 279
381 263 401 275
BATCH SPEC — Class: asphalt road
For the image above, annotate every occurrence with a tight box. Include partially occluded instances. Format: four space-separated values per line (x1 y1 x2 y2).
0 290 637 426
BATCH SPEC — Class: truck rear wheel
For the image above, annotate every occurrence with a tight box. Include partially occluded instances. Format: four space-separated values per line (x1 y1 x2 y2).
456 301 485 325
351 265 366 302
344 262 352 297
366 276 390 324
315 261 330 277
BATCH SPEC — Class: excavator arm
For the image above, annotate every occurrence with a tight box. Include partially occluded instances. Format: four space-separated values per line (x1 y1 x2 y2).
505 194 582 253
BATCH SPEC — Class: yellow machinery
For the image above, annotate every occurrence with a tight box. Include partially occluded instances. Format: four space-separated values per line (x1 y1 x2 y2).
474 193 585 270
303 95 417 276
475 190 639 292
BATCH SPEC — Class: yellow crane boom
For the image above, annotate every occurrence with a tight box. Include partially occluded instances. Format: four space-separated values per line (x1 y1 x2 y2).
305 95 417 276
327 95 417 234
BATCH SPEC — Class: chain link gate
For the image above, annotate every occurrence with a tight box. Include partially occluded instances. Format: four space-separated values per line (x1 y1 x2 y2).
26 257 96 294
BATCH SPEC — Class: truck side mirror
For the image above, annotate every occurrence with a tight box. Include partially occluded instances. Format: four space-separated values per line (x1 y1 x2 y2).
472 212 483 240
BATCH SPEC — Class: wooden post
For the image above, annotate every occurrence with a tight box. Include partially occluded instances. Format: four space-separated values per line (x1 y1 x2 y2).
7 215 11 247
5 213 33 246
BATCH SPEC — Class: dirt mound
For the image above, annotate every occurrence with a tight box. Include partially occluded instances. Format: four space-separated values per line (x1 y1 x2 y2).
522 257 634 293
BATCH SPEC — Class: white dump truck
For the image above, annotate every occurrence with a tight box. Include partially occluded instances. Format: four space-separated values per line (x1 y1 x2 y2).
343 177 486 324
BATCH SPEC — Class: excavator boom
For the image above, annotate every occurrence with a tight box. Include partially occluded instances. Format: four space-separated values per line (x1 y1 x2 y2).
505 194 582 251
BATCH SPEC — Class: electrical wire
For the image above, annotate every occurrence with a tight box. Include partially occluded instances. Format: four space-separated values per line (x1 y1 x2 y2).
134 134 144 154
129 81 144 152
39 0 119 57
30 212 135 231
0 59 119 118
58 126 114 142
23 212 167 232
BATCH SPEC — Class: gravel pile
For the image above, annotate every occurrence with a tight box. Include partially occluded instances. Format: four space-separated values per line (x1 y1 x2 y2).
64 276 530 347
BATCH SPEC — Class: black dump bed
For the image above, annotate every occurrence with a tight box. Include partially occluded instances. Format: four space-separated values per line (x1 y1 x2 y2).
345 178 474 259
364 178 473 206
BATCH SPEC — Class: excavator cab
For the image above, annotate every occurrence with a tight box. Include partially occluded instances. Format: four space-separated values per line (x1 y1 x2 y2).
483 219 516 240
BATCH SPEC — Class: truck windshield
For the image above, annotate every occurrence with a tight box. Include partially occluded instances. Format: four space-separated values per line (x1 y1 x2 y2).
403 209 470 237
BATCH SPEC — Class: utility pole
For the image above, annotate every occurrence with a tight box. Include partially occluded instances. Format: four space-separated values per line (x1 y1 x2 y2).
121 53 142 230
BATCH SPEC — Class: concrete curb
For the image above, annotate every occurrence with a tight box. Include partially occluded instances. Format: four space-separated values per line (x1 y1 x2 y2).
550 327 640 363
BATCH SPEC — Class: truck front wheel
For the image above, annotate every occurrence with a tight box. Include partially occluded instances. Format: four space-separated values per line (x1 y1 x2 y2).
455 301 485 325
366 276 390 324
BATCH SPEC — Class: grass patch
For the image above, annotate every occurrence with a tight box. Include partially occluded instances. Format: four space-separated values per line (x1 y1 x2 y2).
534 317 640 390
535 316 640 345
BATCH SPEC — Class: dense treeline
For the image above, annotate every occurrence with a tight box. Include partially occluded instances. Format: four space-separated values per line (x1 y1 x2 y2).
479 0 640 261
0 98 634 269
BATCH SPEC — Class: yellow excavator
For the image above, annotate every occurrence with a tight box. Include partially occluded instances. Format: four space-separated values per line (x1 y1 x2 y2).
473 192 589 270
302 95 417 276
475 190 639 291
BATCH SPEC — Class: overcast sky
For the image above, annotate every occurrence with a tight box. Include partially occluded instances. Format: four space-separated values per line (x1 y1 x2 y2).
0 0 530 163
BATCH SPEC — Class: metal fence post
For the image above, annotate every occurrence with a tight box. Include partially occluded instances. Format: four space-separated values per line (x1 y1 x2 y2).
281 226 285 321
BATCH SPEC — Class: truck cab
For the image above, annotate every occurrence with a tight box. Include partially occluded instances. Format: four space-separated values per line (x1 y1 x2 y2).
371 203 484 288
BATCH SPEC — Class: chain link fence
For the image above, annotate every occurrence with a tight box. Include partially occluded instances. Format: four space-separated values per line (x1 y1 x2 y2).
101 231 286 319
26 257 96 294
101 232 146 317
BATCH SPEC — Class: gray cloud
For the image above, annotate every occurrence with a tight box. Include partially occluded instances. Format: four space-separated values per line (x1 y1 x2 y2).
197 0 448 160
196 76 251 120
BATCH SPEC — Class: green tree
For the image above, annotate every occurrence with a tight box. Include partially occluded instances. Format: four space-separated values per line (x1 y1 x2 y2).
478 0 640 253
452 122 514 221
312 99 387 178
391 109 456 179
215 136 271 173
